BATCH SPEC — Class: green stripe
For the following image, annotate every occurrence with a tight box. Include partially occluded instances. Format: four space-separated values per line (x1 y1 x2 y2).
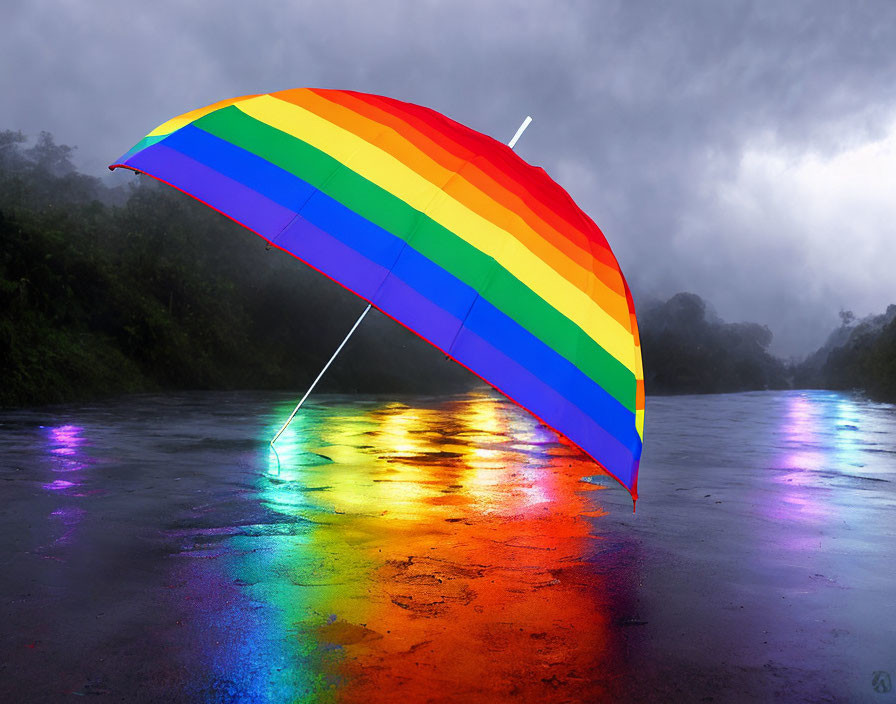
194 106 637 411
118 134 167 163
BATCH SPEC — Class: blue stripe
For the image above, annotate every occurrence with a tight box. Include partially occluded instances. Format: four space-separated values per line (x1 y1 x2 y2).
160 125 316 213
149 126 640 454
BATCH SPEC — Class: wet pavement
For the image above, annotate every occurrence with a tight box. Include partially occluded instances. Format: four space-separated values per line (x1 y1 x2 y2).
0 390 894 702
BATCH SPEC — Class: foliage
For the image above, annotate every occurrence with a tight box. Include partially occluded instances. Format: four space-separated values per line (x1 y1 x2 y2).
795 305 896 401
0 130 472 406
4 130 889 406
638 292 789 394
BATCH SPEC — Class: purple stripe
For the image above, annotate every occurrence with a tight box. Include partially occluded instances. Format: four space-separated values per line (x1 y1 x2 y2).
276 217 465 348
275 216 390 300
126 144 296 239
125 143 636 491
374 272 463 350
452 327 636 487
276 217 467 351
378 276 636 488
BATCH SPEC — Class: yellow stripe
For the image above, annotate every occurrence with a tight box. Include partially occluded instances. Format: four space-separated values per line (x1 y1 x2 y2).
147 95 260 138
236 95 637 373
289 88 631 328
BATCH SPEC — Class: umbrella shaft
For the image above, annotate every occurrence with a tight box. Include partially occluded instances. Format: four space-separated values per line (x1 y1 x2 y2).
508 116 533 149
270 303 372 445
272 116 532 446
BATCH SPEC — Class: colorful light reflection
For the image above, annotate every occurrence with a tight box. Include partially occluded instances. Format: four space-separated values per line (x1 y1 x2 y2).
45 424 89 479
40 424 91 555
772 391 870 526
195 392 627 702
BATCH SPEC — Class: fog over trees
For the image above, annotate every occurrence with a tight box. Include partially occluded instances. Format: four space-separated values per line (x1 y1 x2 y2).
638 292 788 394
794 306 896 401
0 130 473 406
1 131 894 406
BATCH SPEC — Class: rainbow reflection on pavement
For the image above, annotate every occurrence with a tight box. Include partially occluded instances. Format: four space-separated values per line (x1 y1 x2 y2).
173 393 628 702
3 389 894 702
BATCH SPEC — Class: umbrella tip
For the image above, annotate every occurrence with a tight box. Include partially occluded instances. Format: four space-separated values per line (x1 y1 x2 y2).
507 116 533 149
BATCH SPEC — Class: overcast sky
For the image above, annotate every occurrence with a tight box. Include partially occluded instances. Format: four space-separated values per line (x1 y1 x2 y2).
3 0 895 355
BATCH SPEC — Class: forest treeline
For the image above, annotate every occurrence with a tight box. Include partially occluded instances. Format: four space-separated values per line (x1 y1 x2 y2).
638 294 896 401
793 307 896 402
0 130 473 406
1 131 894 406
638 292 789 394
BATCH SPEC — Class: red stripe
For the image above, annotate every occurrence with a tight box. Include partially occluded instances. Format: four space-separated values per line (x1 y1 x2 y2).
309 88 628 295
337 91 619 263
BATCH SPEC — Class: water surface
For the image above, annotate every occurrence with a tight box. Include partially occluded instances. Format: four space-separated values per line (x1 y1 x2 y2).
1 390 894 702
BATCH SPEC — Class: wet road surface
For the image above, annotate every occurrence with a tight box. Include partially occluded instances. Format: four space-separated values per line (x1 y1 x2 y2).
1 390 894 702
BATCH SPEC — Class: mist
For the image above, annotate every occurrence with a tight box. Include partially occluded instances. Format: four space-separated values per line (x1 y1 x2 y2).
3 0 896 356
0 130 475 406
5 127 894 406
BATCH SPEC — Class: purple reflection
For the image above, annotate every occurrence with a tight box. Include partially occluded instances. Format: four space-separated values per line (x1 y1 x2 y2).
768 393 846 527
41 425 91 549
43 479 76 491
50 425 82 443
48 425 88 473
780 395 824 474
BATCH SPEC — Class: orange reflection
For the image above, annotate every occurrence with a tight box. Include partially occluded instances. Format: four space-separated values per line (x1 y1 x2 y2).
256 392 627 701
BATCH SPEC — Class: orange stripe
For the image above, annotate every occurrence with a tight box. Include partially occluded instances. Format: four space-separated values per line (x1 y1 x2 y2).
345 91 622 269
320 90 630 299
274 89 632 330
320 89 627 290
623 281 643 388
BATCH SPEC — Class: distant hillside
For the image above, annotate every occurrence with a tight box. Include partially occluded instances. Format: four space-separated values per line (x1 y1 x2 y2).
638 292 789 394
0 130 474 406
795 306 896 402
4 129 891 407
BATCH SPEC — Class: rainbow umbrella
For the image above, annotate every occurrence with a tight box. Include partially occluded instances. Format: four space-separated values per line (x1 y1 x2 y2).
110 88 645 502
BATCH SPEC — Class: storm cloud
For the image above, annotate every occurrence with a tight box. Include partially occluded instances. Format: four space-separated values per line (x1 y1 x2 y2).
3 0 895 355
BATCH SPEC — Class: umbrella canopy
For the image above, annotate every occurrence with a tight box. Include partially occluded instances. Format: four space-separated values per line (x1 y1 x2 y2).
110 88 644 501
